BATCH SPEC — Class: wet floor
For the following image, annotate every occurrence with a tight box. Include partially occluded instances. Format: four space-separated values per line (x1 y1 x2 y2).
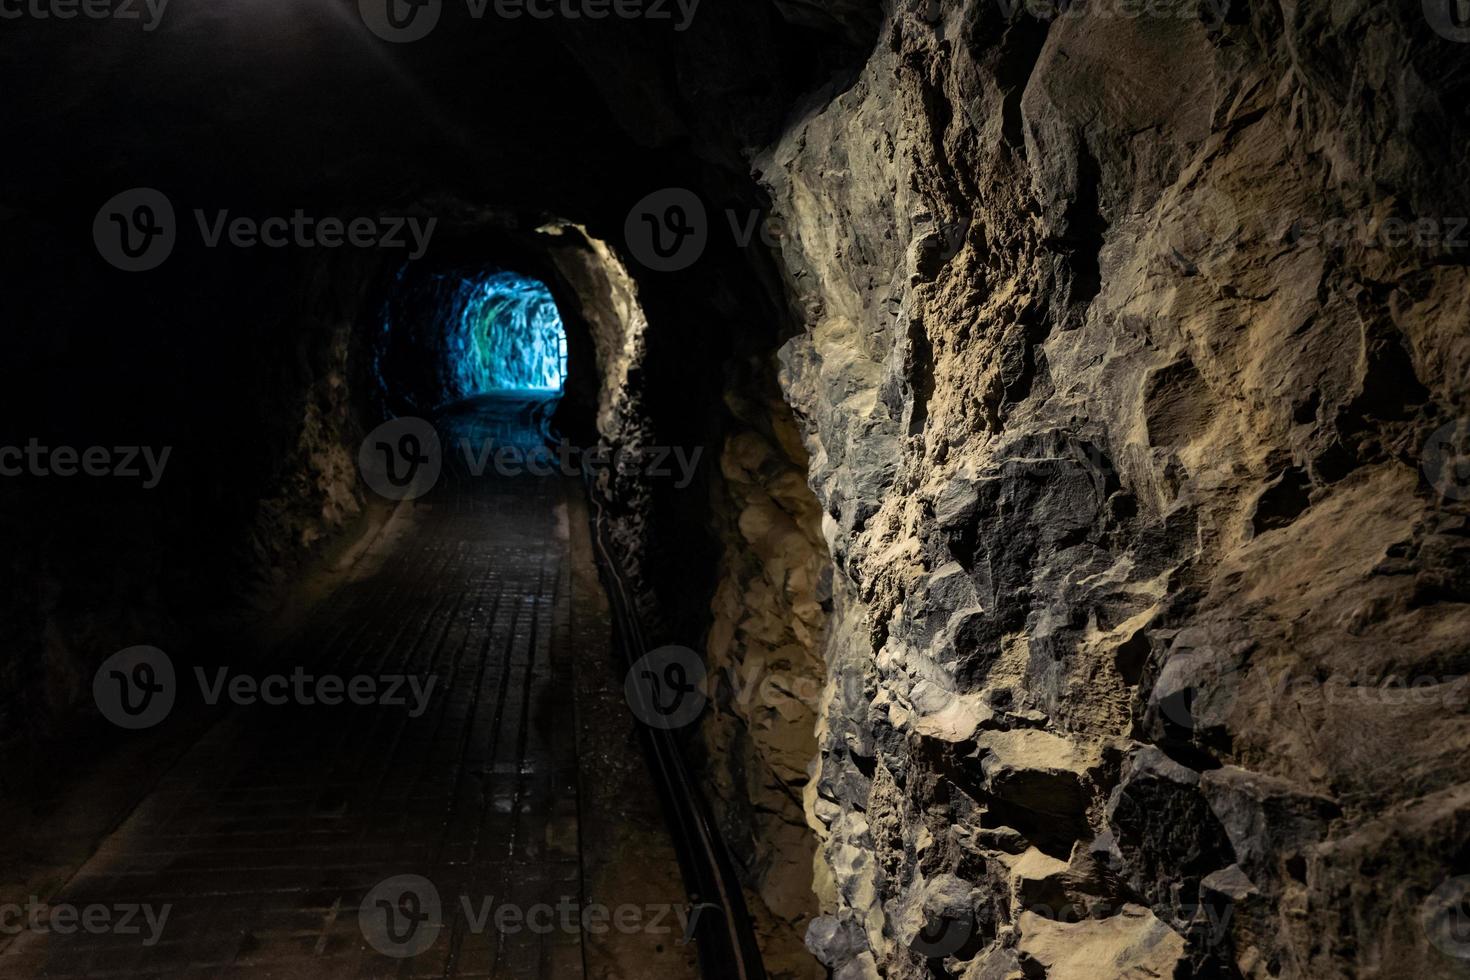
0 393 698 979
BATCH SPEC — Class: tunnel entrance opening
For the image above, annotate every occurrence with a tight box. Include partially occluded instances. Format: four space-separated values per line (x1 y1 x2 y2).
373 265 569 415
447 271 568 395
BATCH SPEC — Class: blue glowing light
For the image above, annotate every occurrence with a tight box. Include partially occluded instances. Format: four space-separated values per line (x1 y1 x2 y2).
373 268 569 412
449 272 568 393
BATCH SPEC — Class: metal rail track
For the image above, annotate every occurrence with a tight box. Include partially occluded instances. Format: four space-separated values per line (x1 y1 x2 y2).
531 397 766 980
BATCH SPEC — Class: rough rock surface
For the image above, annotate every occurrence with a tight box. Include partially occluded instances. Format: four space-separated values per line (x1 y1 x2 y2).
377 269 568 403
757 1 1470 976
699 358 832 977
6 1 1468 976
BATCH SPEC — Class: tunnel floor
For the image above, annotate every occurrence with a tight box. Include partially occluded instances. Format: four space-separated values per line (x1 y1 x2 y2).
1 393 698 980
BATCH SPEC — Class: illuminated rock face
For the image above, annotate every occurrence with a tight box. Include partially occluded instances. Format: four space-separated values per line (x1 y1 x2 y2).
376 269 567 411
446 272 567 394
758 5 1470 979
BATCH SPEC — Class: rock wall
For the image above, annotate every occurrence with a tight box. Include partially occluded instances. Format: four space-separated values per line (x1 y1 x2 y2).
543 221 837 976
0 241 378 770
757 1 1470 977
699 353 833 979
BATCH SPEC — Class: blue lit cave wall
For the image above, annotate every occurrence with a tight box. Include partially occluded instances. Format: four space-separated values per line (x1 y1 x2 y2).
453 271 567 392
373 268 568 413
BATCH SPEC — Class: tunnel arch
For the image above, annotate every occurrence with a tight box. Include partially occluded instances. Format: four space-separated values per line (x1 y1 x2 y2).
352 216 644 451
371 265 569 408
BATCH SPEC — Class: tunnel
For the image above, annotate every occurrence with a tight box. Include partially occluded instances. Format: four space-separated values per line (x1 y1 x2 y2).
2 4 1469 980
374 267 570 410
